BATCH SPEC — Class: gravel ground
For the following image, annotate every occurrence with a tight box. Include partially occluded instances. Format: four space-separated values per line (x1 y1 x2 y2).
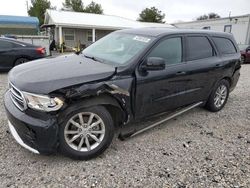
0 65 250 188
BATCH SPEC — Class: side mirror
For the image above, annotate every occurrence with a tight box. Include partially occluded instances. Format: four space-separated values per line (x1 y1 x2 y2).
141 57 165 71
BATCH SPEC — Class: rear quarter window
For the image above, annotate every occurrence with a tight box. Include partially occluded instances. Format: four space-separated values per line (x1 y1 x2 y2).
212 37 237 55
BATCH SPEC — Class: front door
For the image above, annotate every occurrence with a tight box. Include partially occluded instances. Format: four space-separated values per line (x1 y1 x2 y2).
135 36 190 118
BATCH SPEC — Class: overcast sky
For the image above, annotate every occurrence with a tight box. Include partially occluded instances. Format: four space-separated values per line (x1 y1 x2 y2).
0 0 249 23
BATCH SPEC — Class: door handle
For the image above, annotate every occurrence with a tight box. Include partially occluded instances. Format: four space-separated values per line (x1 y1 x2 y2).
176 71 186 75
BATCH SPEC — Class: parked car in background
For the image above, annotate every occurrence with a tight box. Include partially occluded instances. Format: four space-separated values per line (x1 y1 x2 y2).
4 28 241 160
239 45 250 63
0 37 46 70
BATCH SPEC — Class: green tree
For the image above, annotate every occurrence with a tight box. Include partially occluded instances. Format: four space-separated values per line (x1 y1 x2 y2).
138 7 165 23
208 13 220 19
197 14 208 20
84 1 103 14
62 0 84 12
197 12 220 20
62 0 103 14
28 0 53 25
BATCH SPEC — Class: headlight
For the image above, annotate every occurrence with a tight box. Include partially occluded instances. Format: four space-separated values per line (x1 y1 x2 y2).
22 92 64 112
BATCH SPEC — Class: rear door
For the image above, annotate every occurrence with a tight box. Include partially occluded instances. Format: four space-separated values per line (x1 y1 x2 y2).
0 40 16 69
181 34 222 103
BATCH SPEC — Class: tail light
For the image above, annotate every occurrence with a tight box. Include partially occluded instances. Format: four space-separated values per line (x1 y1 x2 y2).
36 47 46 55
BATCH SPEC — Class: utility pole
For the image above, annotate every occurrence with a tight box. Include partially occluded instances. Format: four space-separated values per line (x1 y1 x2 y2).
229 11 232 21
26 1 29 14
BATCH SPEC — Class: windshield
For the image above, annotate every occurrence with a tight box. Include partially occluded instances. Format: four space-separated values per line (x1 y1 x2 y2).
82 32 154 66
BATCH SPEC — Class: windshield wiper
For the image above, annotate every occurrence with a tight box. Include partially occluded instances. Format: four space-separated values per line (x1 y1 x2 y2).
83 54 103 63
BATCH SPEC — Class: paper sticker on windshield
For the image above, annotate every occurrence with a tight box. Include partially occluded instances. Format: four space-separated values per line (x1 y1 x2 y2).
133 36 151 43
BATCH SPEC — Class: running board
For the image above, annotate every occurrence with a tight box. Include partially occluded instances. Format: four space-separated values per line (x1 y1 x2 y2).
119 101 203 140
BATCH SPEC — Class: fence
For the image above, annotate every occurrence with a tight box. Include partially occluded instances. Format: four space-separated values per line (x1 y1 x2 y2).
15 35 51 56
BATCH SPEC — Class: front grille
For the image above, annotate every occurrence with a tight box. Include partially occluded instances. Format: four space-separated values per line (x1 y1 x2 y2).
9 83 27 111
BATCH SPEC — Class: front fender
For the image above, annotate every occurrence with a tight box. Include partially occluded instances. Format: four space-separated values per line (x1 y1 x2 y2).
57 77 134 125
57 94 126 124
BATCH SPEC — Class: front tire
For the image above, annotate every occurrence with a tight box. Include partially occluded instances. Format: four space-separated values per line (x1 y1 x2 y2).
59 106 114 160
205 79 229 112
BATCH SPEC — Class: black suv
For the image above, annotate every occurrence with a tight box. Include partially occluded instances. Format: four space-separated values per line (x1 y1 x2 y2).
4 28 241 160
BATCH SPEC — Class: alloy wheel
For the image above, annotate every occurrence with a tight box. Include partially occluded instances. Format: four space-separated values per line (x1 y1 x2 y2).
214 84 228 108
64 112 105 152
15 58 28 65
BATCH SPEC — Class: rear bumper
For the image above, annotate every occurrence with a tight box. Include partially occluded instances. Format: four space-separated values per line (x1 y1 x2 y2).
4 90 58 154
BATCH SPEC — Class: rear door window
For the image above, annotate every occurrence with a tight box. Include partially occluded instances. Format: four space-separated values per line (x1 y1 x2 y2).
186 36 214 61
212 37 237 54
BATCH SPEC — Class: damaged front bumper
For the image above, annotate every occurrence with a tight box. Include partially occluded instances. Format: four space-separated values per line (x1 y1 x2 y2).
4 91 58 154
8 121 39 154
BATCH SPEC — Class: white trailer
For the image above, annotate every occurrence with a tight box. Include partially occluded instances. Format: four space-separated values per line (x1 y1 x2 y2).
174 14 250 46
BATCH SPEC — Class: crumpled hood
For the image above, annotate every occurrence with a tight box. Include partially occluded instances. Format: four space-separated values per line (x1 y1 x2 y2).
9 54 116 94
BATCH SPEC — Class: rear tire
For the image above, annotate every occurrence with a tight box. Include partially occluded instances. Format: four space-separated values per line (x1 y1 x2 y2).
59 106 114 160
205 79 229 112
14 58 29 66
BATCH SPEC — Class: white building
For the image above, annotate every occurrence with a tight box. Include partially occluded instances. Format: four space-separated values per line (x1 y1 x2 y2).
174 14 250 45
43 9 174 49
